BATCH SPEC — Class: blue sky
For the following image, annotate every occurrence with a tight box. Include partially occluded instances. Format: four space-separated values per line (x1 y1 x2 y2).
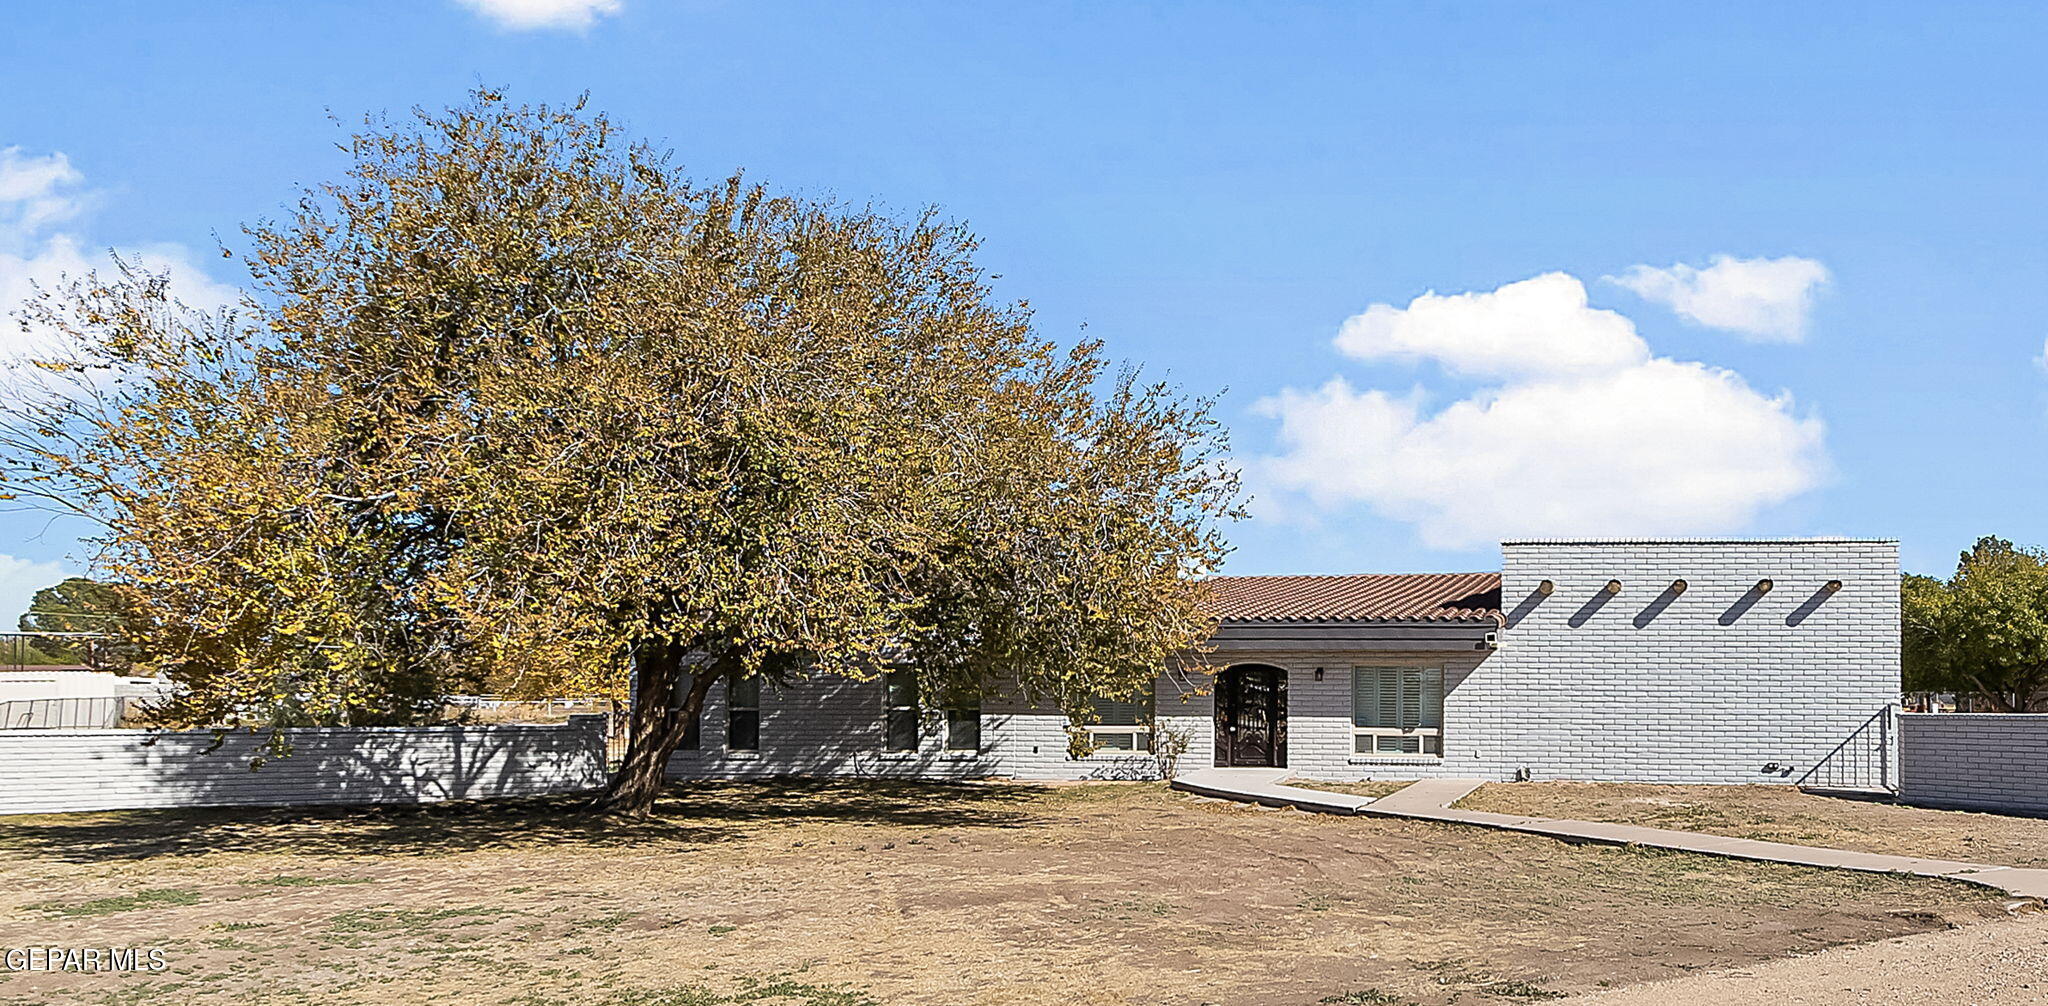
2 1 2045 620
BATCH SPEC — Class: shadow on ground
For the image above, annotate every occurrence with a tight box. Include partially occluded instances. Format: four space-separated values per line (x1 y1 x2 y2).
0 779 1052 863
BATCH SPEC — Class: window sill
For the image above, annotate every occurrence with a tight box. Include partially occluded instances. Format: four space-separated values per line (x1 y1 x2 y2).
721 751 762 760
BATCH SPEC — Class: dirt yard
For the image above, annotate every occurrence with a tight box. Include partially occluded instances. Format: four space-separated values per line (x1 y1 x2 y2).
0 781 2013 1006
1457 782 2048 868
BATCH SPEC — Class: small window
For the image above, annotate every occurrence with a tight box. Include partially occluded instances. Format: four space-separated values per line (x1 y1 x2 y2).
1082 691 1152 754
726 674 761 752
1352 665 1443 756
884 670 919 752
945 705 980 753
673 672 700 751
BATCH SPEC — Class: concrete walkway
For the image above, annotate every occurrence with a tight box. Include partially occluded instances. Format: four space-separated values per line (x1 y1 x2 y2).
1171 767 1379 815
1170 771 2048 900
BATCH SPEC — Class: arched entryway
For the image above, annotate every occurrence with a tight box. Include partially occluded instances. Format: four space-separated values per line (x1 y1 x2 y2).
1214 664 1287 767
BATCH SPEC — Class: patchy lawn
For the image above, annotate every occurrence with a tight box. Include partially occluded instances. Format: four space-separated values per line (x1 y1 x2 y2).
0 781 2011 1006
1457 782 2048 868
1301 780 1418 800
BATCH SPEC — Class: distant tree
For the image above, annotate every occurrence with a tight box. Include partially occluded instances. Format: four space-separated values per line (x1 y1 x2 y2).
1902 536 2048 712
17 577 142 671
0 91 1241 814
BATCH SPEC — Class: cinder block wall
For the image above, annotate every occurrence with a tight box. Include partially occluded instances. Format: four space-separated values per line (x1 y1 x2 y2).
0 718 608 816
1463 538 1900 784
1899 714 2048 813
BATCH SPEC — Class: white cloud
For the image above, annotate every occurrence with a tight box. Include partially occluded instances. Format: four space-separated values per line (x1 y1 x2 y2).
0 147 235 374
1253 273 1829 549
0 149 88 245
454 0 622 30
1335 272 1648 378
0 554 70 626
1608 255 1829 342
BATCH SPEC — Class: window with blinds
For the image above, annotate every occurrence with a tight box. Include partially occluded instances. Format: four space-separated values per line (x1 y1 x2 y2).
1081 693 1153 752
1351 665 1444 756
884 671 919 752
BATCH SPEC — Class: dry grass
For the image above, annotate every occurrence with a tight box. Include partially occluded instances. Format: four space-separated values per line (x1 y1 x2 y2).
1311 780 1422 799
0 781 2010 1006
1457 782 2048 868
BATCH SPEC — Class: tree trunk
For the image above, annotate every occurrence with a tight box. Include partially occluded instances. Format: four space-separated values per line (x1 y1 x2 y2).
1961 671 2019 713
2016 673 2045 714
597 641 719 816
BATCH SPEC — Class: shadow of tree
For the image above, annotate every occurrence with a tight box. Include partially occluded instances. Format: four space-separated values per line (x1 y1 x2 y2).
0 779 1052 863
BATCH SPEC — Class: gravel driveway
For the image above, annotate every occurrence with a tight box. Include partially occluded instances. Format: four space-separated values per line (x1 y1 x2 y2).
1571 910 2048 1004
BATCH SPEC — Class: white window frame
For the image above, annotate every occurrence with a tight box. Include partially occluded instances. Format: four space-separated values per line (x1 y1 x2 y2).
1352 726 1441 756
1080 693 1153 756
1082 723 1152 753
1351 664 1444 759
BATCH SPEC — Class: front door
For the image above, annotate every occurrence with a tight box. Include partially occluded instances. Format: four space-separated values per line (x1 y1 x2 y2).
1215 664 1287 767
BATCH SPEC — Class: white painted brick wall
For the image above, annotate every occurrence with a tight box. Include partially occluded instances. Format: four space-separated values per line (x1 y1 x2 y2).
664 539 1902 786
0 717 608 815
664 674 994 780
1467 539 1900 784
663 672 1178 782
1899 714 2048 813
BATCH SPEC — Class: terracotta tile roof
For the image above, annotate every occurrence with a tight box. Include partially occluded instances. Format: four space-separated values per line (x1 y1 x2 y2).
1202 572 1502 623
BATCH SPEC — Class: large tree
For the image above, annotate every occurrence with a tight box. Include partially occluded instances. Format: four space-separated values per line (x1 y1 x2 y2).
1902 536 2048 712
17 576 143 672
0 91 1241 813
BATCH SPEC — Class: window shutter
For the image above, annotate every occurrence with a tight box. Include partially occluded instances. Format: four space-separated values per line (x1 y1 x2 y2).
1351 669 1373 727
1090 692 1152 727
1394 668 1421 730
1420 666 1444 729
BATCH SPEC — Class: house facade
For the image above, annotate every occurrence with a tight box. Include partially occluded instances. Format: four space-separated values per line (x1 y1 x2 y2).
661 538 1901 786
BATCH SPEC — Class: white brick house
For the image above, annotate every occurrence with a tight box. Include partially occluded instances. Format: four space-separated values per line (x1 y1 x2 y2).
661 539 1901 786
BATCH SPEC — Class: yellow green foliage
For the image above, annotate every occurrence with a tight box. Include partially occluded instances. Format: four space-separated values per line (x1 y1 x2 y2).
1903 536 2048 711
0 90 1241 776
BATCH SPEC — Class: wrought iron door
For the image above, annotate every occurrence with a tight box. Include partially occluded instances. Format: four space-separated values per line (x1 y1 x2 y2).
1215 665 1286 767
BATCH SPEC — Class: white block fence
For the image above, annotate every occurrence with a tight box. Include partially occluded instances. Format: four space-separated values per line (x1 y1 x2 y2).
1899 713 2048 815
0 716 609 815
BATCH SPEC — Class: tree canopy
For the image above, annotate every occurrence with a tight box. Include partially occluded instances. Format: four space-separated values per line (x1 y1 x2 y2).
16 576 142 671
0 91 1242 812
1902 536 2048 712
